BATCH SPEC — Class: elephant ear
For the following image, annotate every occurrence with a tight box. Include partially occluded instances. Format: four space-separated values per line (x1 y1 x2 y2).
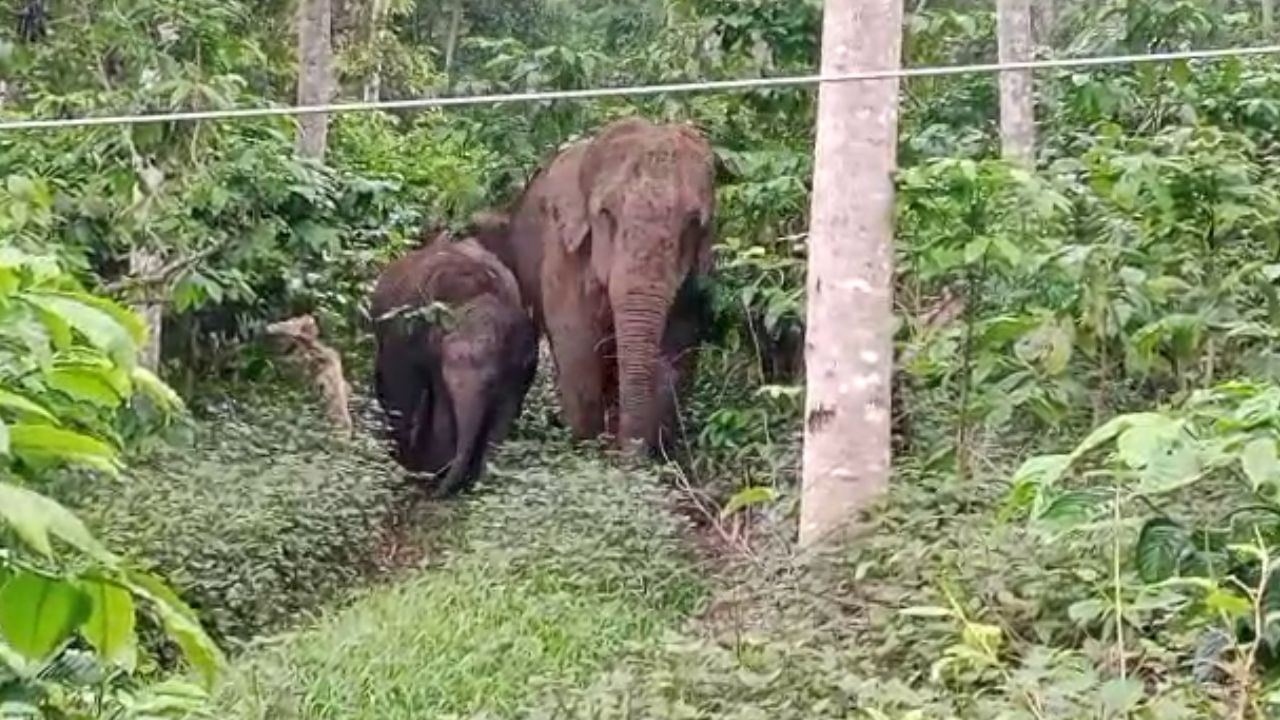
540 145 591 256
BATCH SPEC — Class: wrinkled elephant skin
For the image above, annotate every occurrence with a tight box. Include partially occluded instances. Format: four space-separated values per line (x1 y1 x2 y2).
370 233 538 496
481 117 716 456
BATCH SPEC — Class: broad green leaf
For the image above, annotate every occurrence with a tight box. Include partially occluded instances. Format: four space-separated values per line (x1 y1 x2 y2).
720 486 778 518
21 293 139 366
1116 417 1182 470
44 367 125 409
1067 599 1106 625
0 571 90 662
1205 588 1252 619
1135 443 1202 495
1003 454 1071 520
5 176 34 200
78 577 137 671
1010 453 1071 488
0 389 56 423
1241 438 1280 492
1068 414 1144 462
123 570 224 688
35 291 146 347
0 482 115 562
130 366 185 412
963 236 991 264
1135 518 1189 583
1099 677 1145 715
1034 491 1102 527
8 423 120 475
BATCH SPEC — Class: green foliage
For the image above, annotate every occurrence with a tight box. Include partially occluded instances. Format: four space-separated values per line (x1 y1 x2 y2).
0 249 220 718
1008 381 1280 709
56 387 407 650
9 0 1280 716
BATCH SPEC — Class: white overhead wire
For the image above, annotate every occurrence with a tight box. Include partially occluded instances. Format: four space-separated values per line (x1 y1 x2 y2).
0 44 1278 132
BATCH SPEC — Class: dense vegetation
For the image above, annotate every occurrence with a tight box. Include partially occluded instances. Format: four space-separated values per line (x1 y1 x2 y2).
4 0 1280 717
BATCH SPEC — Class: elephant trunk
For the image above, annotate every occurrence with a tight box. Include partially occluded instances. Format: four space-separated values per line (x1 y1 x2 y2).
612 284 674 452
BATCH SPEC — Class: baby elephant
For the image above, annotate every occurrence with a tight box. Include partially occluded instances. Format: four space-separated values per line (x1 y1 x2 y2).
371 231 538 497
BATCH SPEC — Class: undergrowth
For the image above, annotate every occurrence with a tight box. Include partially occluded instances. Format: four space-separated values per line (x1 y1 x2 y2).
209 442 706 719
51 382 411 651
527 454 1228 719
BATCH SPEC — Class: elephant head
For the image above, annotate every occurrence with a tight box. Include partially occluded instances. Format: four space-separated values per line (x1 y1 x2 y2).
541 119 717 451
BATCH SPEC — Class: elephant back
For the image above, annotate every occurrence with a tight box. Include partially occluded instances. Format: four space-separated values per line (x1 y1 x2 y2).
371 236 524 324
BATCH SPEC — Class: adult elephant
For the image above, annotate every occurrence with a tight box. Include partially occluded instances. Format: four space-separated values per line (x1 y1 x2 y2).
488 117 716 454
371 229 539 496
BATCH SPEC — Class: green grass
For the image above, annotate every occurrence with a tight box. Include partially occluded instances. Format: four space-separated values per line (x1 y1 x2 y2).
210 442 706 719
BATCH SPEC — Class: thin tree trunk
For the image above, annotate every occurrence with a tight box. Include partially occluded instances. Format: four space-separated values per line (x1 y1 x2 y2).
799 0 904 548
998 0 1036 167
129 248 164 372
443 0 464 79
362 0 390 102
1265 0 1275 33
296 0 334 160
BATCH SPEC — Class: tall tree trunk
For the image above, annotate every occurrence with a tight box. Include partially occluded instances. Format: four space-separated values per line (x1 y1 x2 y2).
799 0 903 548
362 0 390 102
443 0 464 80
1265 0 1275 32
296 0 334 160
997 0 1036 167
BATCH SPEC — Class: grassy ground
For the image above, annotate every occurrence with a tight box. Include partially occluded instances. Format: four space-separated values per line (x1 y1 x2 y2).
210 442 706 719
59 363 1242 717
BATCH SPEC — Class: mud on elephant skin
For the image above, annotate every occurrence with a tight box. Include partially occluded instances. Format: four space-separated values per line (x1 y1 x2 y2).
370 232 538 497
489 116 718 455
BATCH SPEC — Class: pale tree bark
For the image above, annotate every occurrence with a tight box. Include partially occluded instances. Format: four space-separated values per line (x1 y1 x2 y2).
443 0 464 79
296 0 335 160
362 0 391 102
128 163 167 373
799 0 904 548
129 248 164 372
1264 0 1275 33
997 0 1036 167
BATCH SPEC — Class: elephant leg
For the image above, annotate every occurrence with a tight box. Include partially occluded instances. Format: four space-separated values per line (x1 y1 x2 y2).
491 339 539 444
406 370 456 475
433 370 493 498
374 339 427 469
545 295 608 441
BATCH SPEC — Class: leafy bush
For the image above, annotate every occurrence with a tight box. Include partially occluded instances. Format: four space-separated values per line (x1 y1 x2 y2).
57 385 408 650
0 248 221 718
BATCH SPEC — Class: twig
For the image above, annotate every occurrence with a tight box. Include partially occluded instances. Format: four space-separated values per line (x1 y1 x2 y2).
101 241 226 294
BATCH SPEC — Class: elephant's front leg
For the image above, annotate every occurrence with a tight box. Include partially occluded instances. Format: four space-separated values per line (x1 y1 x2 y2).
545 297 608 441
